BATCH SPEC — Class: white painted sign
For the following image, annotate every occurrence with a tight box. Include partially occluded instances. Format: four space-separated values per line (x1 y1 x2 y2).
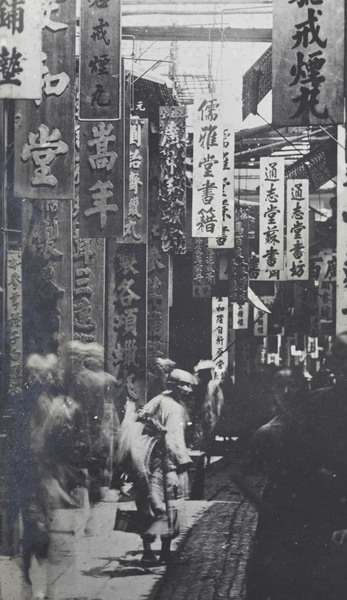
0 0 42 98
259 157 285 271
193 94 223 238
286 179 309 280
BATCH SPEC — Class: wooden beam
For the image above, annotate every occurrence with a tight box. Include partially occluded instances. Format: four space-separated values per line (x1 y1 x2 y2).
122 26 272 42
122 0 272 4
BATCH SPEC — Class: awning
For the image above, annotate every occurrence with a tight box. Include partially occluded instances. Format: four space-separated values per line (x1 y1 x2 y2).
247 286 271 314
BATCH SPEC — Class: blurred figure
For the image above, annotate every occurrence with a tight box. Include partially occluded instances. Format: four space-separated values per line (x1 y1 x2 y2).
191 360 224 460
116 368 195 565
60 341 119 523
147 357 176 400
246 355 347 600
5 353 79 596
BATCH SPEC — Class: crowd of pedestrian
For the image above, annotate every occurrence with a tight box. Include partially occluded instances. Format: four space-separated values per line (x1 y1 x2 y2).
5 332 347 598
3 346 225 592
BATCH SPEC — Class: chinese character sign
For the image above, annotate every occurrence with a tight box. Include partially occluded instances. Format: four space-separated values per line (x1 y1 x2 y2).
122 116 148 244
254 308 268 337
209 124 234 249
286 179 309 280
79 0 121 120
310 251 335 335
14 0 76 199
0 0 42 98
73 199 105 344
232 302 249 330
230 210 249 304
272 0 344 126
336 125 347 334
22 198 73 353
107 242 147 416
159 106 187 254
147 240 169 371
7 250 23 396
192 94 223 238
192 238 216 297
249 252 287 281
212 297 228 381
259 157 285 271
79 119 123 237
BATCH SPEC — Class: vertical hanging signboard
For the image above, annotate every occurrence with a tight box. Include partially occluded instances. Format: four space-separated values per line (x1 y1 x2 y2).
107 242 147 415
259 157 285 272
73 94 105 344
212 297 228 381
159 106 187 254
79 118 124 237
0 0 42 98
209 124 235 249
73 200 105 345
121 117 148 243
22 199 72 353
79 0 121 120
14 0 76 199
147 241 169 369
249 252 287 282
336 125 347 334
286 179 309 281
254 308 268 337
192 94 223 238
230 211 249 304
192 238 216 298
232 303 249 330
7 251 23 397
272 0 344 126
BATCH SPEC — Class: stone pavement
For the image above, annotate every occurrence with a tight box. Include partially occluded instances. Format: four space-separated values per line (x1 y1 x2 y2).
0 456 261 600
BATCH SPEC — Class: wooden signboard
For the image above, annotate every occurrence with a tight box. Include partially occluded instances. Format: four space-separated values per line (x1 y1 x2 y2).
121 117 148 243
79 0 121 120
0 0 42 99
272 0 344 126
22 198 72 354
7 251 23 397
106 241 147 417
79 118 124 238
14 0 76 199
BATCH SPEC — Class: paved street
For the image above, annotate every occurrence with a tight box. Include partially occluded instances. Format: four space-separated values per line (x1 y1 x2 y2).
0 455 261 600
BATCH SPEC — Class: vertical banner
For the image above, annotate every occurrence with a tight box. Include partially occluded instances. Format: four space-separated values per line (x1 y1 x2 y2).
73 200 105 345
192 238 216 298
314 251 335 336
232 302 249 330
192 94 223 238
209 124 234 249
230 210 249 304
272 0 344 126
249 252 287 282
254 308 268 337
14 0 76 199
73 80 105 345
0 0 42 98
22 199 72 354
336 125 347 334
259 157 285 271
122 117 148 243
79 0 121 120
212 297 228 381
159 106 186 254
79 119 123 237
107 242 147 416
286 179 309 280
147 240 170 369
7 251 23 397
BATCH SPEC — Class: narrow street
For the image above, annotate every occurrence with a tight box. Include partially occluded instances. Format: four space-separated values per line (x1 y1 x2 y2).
0 453 261 600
